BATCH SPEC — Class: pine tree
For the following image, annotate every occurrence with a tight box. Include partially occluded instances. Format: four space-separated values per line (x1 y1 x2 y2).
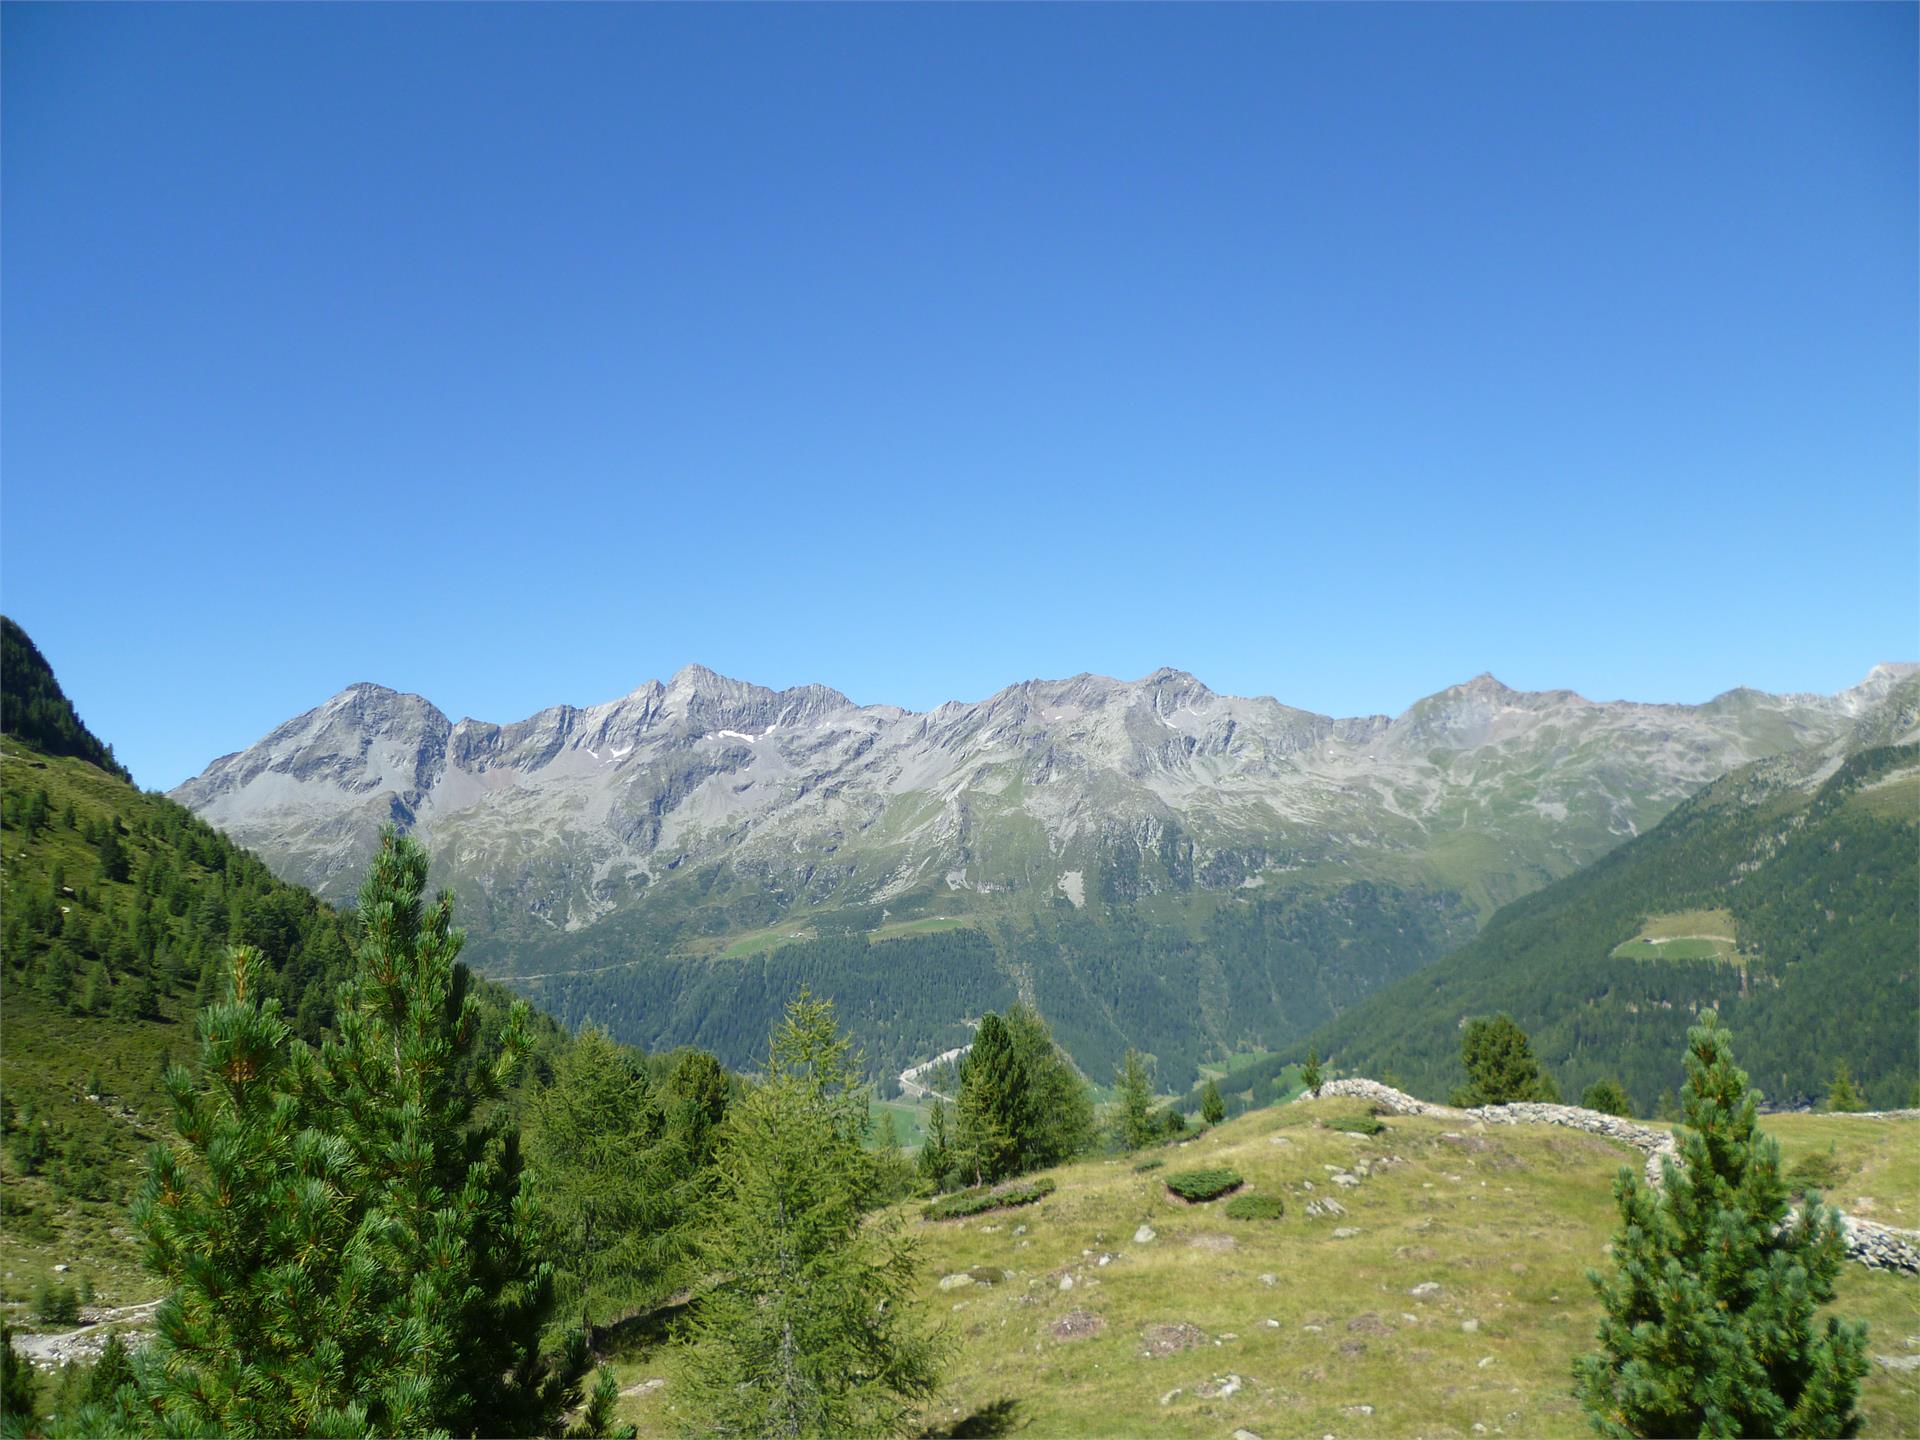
680 994 944 1437
1581 1079 1634 1118
1574 1010 1868 1437
1000 1004 1093 1172
1 1322 34 1430
133 831 613 1438
955 1013 1021 1185
1825 1062 1866 1114
917 1098 955 1191
1200 1076 1225 1126
1114 1048 1156 1152
1452 1014 1555 1106
528 1024 677 1334
1301 1048 1323 1098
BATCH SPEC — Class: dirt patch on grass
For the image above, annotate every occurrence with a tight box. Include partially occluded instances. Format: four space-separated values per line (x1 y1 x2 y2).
1346 1313 1392 1335
1187 1232 1238 1253
1051 1309 1104 1342
1142 1322 1206 1356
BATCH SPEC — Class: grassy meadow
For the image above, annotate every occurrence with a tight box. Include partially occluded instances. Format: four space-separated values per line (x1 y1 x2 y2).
605 1096 1919 1438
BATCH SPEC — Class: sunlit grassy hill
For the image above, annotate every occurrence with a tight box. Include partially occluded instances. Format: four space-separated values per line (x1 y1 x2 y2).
606 1096 1919 1438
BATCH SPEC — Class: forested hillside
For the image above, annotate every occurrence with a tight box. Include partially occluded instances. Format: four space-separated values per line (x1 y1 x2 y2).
0 628 575 1304
520 879 1471 1089
1302 741 1920 1111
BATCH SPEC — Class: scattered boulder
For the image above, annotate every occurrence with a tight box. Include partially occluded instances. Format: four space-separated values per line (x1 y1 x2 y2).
938 1273 976 1291
1135 1224 1157 1244
1195 1374 1242 1399
1332 1227 1361 1239
1408 1281 1442 1299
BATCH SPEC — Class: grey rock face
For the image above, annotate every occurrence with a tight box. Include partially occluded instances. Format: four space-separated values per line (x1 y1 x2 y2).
171 662 1918 952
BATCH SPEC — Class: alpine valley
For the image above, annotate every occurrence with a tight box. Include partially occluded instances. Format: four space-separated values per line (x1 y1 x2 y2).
170 662 1920 1089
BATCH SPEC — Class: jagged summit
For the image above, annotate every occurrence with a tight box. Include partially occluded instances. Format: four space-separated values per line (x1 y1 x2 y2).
171 658 1911 955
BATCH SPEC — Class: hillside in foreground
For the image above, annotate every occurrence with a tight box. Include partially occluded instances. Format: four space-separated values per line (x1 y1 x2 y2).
607 1095 1918 1437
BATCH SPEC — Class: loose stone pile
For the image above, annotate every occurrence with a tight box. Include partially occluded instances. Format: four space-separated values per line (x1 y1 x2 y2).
1298 1078 1920 1275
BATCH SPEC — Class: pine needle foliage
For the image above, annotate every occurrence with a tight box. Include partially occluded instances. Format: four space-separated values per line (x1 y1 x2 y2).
1114 1048 1156 1152
529 1024 684 1335
1200 1076 1226 1126
679 991 944 1438
1825 1062 1866 1114
132 830 611 1438
1574 1010 1869 1438
1452 1013 1559 1106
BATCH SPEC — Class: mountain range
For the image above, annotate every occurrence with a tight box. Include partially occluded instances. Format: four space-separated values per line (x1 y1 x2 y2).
169 661 1917 1085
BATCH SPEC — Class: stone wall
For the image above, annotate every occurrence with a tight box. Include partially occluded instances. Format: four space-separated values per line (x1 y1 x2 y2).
1296 1078 1919 1275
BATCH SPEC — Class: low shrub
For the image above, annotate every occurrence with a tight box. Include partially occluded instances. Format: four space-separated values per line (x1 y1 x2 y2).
1786 1148 1844 1194
1132 1158 1165 1173
1224 1192 1285 1221
1164 1167 1244 1203
923 1176 1056 1221
1324 1111 1384 1136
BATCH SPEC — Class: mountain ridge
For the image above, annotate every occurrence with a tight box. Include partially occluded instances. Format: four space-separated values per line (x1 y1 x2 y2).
169 658 1917 1084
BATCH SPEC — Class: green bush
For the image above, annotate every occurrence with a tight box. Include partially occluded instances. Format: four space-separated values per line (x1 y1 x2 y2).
1164 1167 1243 1203
923 1176 1056 1221
1131 1158 1164 1173
1324 1111 1384 1136
1786 1148 1844 1194
1224 1192 1285 1221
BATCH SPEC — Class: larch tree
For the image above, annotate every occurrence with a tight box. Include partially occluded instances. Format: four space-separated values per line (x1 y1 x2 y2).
1200 1076 1226 1126
1574 1010 1868 1438
1114 1048 1157 1152
528 1023 675 1334
679 992 943 1438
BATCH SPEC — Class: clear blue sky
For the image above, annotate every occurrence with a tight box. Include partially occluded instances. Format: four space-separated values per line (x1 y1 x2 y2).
4 4 1914 789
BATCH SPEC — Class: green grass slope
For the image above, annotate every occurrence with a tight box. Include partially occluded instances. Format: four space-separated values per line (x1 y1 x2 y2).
1298 743 1920 1112
599 1096 1919 1438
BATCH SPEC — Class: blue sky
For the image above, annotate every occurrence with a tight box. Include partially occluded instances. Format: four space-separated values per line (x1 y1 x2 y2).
4 4 1914 789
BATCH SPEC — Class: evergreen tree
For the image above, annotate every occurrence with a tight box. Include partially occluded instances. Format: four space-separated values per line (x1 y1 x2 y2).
133 831 610 1437
1574 1010 1868 1437
1000 1004 1094 1172
1200 1076 1225 1125
917 1098 955 1191
1301 1048 1323 1098
955 1014 1021 1185
1 1321 34 1431
1114 1048 1156 1152
1825 1062 1866 1114
528 1024 676 1334
1581 1079 1634 1118
867 1111 917 1205
680 994 943 1437
1452 1013 1556 1106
